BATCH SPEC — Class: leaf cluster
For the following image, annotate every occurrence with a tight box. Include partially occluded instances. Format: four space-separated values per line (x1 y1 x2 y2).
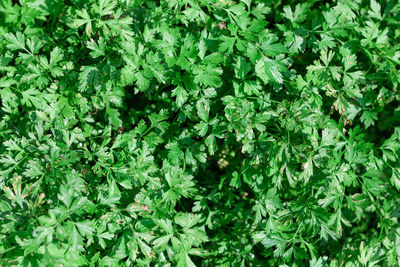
1 0 400 266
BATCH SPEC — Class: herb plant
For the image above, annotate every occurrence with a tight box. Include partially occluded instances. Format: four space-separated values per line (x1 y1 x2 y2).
1 0 400 266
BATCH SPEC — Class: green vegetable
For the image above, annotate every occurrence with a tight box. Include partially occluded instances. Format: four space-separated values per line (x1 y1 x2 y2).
1 0 400 265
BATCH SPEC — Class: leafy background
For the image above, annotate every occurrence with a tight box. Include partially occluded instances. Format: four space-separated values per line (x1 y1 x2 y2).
0 0 400 266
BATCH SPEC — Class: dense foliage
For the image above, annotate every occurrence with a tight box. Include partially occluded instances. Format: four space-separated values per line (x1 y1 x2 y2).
1 0 400 265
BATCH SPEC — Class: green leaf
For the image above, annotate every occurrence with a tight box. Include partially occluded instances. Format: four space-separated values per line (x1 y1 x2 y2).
76 221 95 237
0 77 16 88
196 98 210 122
391 169 400 191
106 105 122 127
4 32 25 51
172 86 188 107
256 57 286 84
360 111 377 128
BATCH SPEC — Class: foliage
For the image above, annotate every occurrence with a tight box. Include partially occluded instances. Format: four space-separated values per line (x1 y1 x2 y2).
1 0 400 266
